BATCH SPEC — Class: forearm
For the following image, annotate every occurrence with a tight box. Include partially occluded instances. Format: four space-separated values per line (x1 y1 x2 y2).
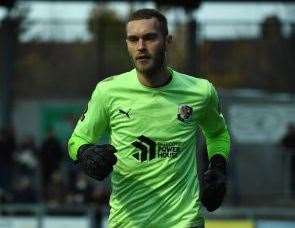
201 127 230 212
204 127 230 160
68 133 93 160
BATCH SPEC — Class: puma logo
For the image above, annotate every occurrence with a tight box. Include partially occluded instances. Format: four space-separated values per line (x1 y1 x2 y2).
118 109 131 118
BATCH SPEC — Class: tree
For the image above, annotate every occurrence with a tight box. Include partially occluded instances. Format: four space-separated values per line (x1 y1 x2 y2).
0 4 29 127
87 4 131 76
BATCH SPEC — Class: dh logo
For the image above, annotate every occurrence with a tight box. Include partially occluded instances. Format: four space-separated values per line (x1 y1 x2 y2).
132 135 156 162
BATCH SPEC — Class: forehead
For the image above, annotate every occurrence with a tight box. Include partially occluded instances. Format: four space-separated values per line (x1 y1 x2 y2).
126 18 161 36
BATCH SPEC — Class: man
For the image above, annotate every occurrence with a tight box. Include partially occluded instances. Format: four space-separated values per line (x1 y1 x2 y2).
68 8 230 228
281 123 295 198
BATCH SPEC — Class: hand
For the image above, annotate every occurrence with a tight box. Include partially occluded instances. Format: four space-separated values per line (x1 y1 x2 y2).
201 154 227 212
77 144 117 181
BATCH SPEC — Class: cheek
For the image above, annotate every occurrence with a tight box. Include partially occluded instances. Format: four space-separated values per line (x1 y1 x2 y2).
150 41 165 54
127 45 136 57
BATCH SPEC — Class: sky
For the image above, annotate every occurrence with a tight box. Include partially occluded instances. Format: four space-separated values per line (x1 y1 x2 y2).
0 1 294 41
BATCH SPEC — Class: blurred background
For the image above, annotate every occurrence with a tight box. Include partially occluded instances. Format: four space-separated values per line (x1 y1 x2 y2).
0 0 295 228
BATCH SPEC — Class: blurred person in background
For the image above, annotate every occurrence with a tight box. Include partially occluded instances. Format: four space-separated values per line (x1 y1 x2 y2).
66 170 94 205
68 8 230 228
91 183 111 228
46 169 67 206
13 136 39 203
0 127 16 193
12 175 37 203
14 136 38 180
281 123 295 198
40 129 64 192
0 188 12 204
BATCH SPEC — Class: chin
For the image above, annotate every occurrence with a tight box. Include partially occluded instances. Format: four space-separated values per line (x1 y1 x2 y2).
135 64 152 74
136 64 163 75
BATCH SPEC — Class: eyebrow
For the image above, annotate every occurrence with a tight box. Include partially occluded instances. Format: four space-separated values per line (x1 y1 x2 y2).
126 32 158 40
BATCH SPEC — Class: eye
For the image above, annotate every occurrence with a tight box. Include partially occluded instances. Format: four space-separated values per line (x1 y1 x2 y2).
143 33 157 41
127 36 139 43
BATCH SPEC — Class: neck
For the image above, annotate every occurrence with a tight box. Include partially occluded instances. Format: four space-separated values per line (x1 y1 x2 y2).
136 66 171 88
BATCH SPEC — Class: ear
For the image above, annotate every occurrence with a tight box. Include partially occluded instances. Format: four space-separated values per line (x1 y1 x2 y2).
166 34 172 45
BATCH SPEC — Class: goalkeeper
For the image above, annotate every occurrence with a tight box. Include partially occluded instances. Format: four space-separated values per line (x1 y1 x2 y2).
68 8 230 228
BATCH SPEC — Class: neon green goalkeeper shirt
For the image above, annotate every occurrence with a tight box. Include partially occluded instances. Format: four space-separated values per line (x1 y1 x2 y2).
68 68 230 228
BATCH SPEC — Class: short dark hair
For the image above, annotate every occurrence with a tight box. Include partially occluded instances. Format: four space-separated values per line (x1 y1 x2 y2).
127 8 168 36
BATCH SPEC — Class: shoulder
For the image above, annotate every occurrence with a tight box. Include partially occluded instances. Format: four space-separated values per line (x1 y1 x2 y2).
93 69 136 93
172 69 212 96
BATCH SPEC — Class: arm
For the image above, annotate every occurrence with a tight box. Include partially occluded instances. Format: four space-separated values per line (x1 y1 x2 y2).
199 82 230 161
68 84 117 181
198 82 231 212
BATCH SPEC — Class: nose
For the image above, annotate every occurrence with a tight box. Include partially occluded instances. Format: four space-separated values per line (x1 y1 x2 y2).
137 38 146 51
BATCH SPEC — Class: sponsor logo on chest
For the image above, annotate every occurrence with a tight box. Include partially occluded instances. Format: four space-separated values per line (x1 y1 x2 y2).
132 135 181 162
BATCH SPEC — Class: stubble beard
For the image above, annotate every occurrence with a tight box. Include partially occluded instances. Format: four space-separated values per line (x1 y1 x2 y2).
133 47 166 76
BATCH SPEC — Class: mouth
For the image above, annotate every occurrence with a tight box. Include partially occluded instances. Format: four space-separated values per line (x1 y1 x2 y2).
136 55 151 61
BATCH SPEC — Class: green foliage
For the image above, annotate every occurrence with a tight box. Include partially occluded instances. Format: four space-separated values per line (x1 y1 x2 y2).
87 6 126 43
86 5 131 77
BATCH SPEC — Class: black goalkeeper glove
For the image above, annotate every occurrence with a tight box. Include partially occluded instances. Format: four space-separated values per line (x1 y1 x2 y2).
201 154 227 212
77 144 117 181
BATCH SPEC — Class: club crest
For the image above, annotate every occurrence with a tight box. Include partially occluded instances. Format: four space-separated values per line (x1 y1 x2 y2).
177 104 193 122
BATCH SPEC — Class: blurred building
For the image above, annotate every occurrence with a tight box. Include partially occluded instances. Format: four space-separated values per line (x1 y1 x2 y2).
199 15 295 93
1 14 294 102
